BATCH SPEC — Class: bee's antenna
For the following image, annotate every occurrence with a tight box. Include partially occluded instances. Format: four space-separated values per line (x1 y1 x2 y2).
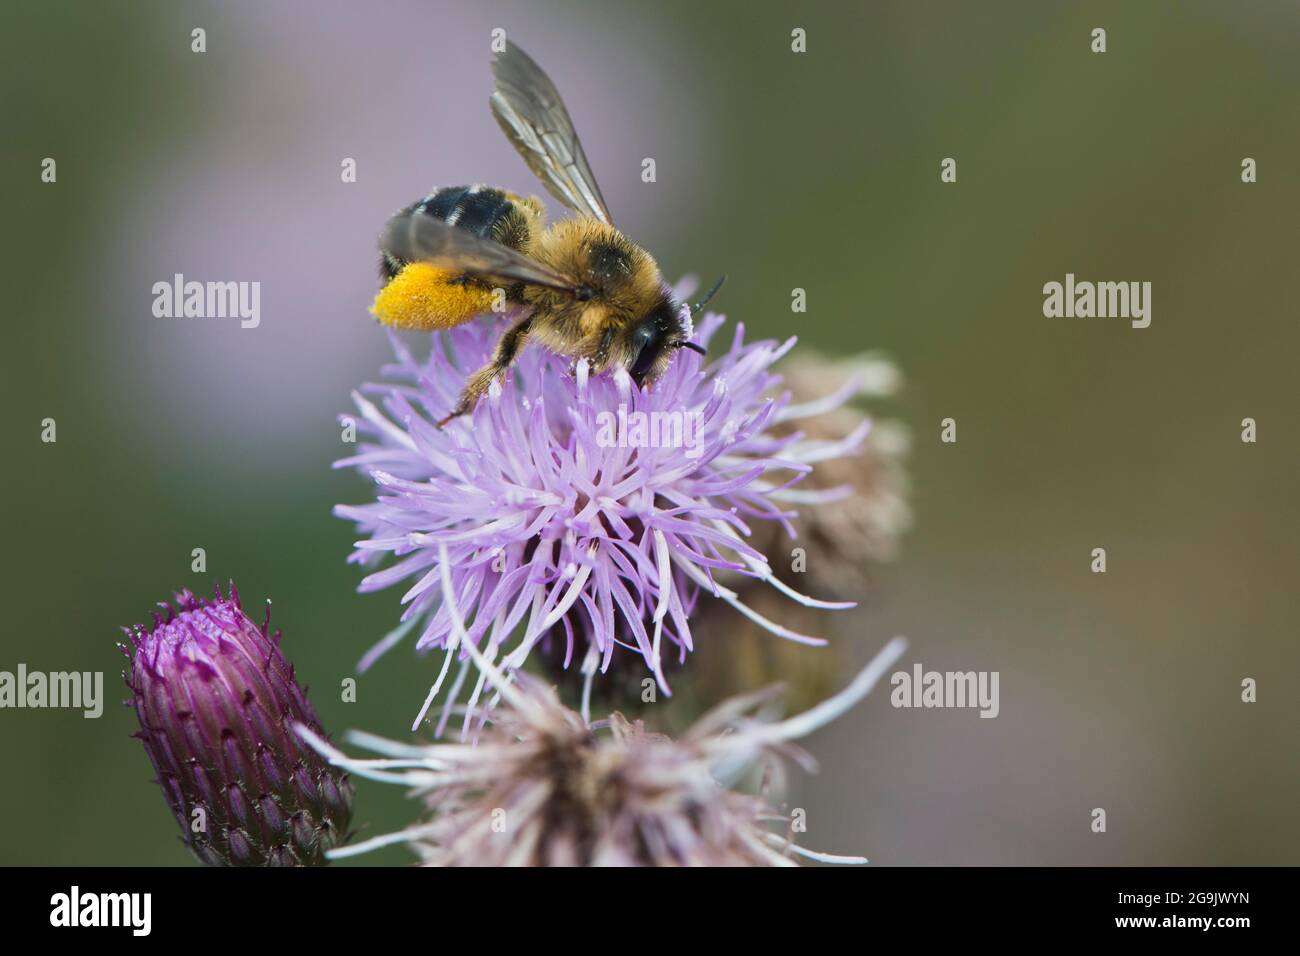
690 274 727 316
678 341 707 355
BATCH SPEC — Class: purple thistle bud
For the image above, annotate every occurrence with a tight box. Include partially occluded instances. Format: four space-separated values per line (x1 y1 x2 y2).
336 279 872 727
122 583 353 866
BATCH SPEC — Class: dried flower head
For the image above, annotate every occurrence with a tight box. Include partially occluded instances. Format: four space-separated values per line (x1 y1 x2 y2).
122 583 353 866
336 282 874 725
300 571 906 866
755 350 911 583
690 349 911 710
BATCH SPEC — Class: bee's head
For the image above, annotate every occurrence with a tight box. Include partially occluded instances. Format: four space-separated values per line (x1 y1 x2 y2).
624 296 705 387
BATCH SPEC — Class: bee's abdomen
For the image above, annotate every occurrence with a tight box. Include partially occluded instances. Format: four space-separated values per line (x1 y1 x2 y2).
380 184 536 280
372 185 543 331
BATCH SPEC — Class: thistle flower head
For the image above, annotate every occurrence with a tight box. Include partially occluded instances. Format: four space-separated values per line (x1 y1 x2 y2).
301 596 907 867
336 282 871 726
122 583 353 866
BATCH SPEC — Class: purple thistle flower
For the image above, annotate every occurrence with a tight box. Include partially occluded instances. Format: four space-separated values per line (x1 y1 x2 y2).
336 281 871 727
122 583 353 866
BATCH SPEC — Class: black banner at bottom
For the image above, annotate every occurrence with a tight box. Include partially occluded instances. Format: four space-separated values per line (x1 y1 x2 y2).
4 866 1278 941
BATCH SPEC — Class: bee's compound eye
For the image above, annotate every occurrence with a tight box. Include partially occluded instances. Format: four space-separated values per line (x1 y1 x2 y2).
629 324 664 385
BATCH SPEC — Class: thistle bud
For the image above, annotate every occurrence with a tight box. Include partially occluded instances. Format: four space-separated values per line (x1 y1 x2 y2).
122 583 352 866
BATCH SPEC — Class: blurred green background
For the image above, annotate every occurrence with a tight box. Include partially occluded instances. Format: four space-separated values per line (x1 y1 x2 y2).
1 0 1296 865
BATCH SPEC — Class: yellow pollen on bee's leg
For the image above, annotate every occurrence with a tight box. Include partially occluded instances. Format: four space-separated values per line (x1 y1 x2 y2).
370 263 496 330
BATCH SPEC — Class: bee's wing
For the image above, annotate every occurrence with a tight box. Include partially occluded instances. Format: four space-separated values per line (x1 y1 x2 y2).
490 41 614 225
382 211 581 294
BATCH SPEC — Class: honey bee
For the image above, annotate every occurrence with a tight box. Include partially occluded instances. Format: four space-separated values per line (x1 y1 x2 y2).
371 41 723 426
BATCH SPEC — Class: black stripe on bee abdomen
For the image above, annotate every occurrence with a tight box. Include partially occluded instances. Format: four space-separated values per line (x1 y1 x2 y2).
380 185 527 281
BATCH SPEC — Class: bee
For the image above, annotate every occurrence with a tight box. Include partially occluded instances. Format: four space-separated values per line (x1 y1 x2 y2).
371 41 724 427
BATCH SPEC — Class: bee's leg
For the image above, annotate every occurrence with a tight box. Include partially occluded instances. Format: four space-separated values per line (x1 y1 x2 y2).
593 327 615 368
437 315 533 428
